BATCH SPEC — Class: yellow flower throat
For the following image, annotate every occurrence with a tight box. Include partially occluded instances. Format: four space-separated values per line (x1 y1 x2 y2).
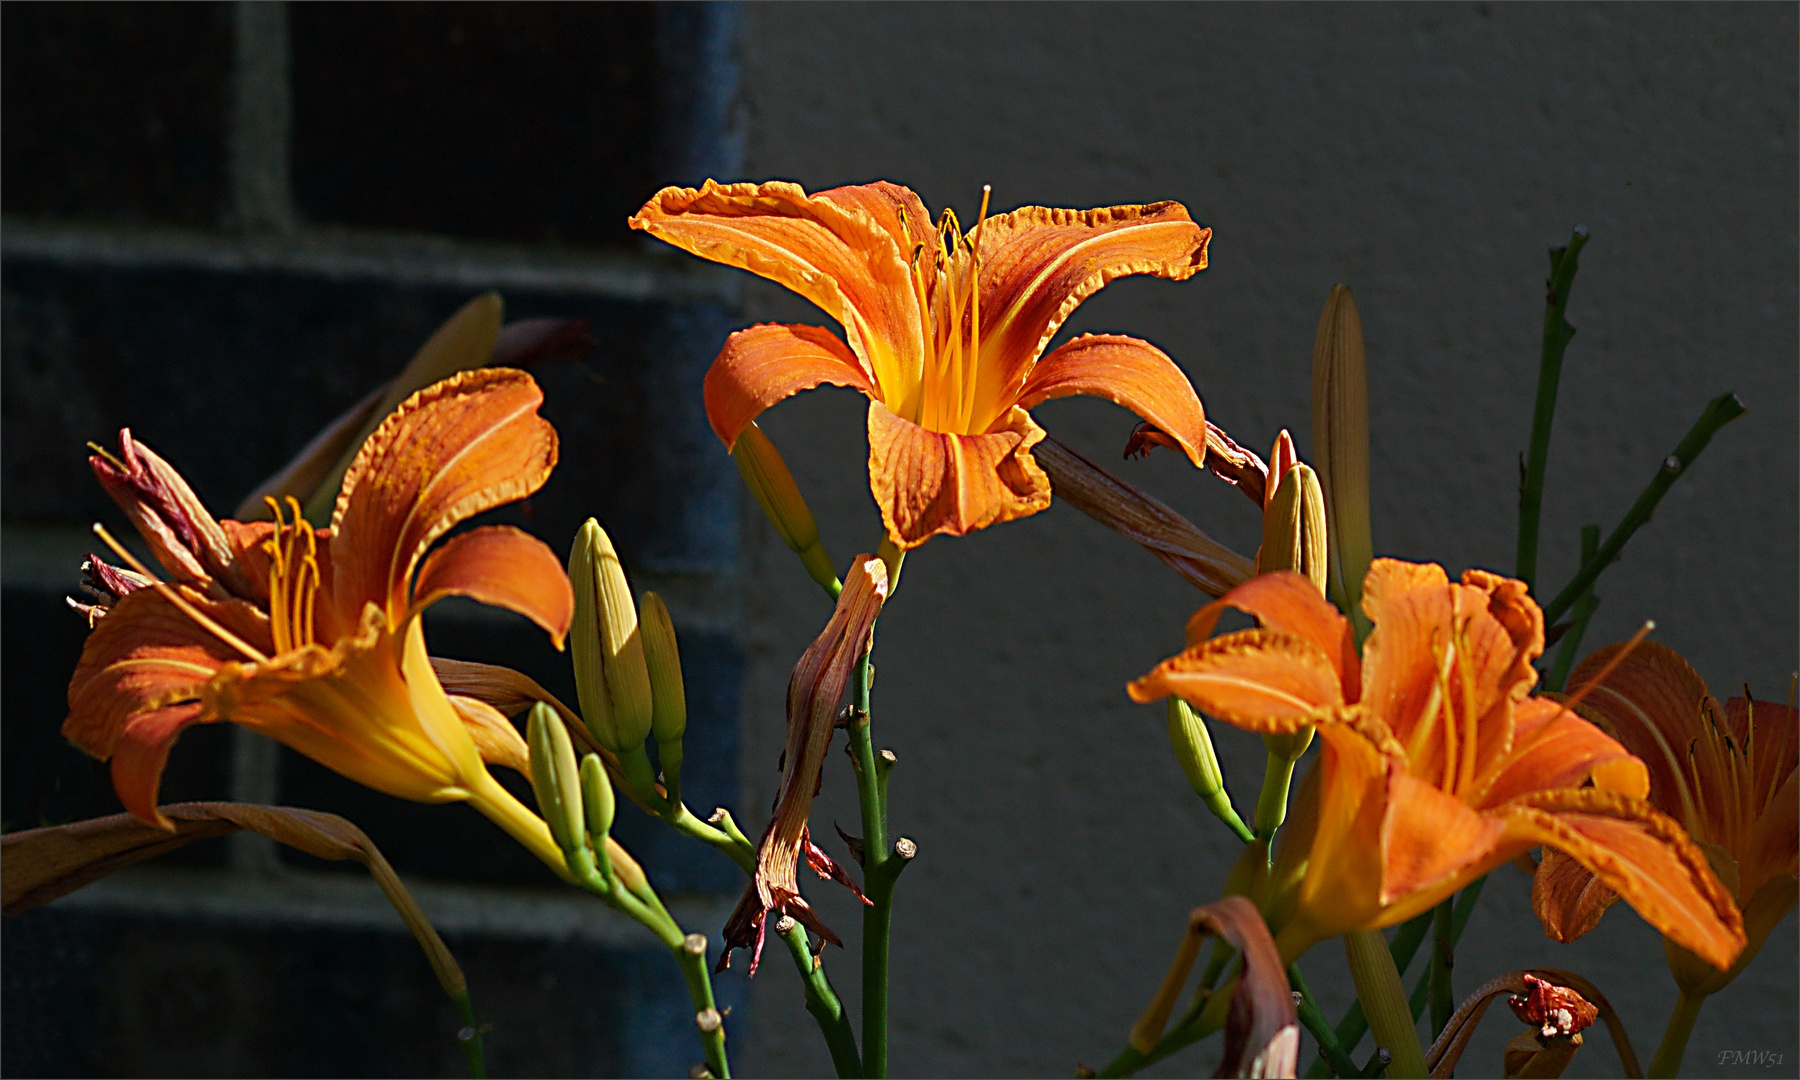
895 186 995 436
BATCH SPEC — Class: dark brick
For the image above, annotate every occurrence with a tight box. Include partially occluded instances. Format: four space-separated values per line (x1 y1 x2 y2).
0 256 739 571
1 2 232 227
289 3 661 247
3 902 749 1077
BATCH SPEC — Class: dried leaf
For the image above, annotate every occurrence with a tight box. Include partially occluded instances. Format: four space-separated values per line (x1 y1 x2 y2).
1127 895 1297 1078
1 802 467 1000
1425 968 1638 1079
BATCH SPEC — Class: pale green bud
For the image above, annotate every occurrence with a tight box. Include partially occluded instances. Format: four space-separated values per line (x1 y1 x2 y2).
527 702 584 855
1167 698 1225 800
579 752 615 844
638 591 687 804
568 519 653 753
1256 461 1329 598
734 421 839 593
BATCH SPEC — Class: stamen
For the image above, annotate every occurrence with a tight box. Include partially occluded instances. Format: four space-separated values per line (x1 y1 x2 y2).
93 523 268 664
1564 621 1655 712
960 184 992 434
86 440 127 473
263 496 320 654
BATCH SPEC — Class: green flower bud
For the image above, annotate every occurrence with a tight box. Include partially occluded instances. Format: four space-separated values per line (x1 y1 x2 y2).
527 702 584 855
1256 460 1329 598
639 591 687 804
734 421 840 593
1167 698 1224 800
579 752 615 844
568 519 653 753
1311 285 1373 636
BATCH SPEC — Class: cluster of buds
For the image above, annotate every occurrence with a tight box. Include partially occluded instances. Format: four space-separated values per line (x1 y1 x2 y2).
526 702 626 885
568 518 689 809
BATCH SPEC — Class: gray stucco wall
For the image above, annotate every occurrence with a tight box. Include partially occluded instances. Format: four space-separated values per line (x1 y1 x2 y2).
727 4 1797 1077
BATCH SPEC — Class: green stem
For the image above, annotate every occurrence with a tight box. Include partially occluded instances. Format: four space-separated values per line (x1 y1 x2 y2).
1541 392 1746 626
1306 909 1434 1075
847 639 909 1078
1517 226 1590 594
667 802 757 875
1647 992 1706 1079
779 921 864 1077
1343 929 1426 1078
453 992 487 1079
1544 525 1602 692
1290 963 1360 1078
1427 901 1453 1040
1098 973 1235 1077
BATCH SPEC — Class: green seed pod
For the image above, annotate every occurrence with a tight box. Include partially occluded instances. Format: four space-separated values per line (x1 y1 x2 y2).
568 519 653 753
527 702 584 854
579 752 616 844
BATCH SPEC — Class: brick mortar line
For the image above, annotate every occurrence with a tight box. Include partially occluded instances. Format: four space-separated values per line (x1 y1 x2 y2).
0 218 741 303
46 862 737 948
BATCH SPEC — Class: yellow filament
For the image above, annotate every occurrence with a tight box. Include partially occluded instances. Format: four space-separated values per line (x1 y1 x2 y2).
263 496 321 655
959 184 992 434
92 523 269 664
1404 629 1452 781
1454 621 1482 794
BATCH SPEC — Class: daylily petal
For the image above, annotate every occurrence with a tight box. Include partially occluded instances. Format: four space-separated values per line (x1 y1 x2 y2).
1128 629 1344 731
1501 788 1746 970
1744 766 1797 904
1475 697 1649 810
1273 714 1399 947
968 202 1210 426
1531 848 1622 944
411 525 573 648
1184 570 1359 699
866 401 1052 550
1568 641 1721 834
64 586 269 761
91 430 259 597
1012 334 1208 467
702 323 876 449
110 702 211 828
816 181 933 278
1358 559 1455 739
1380 762 1505 903
330 368 557 629
1727 695 1798 829
449 694 530 775
630 180 925 404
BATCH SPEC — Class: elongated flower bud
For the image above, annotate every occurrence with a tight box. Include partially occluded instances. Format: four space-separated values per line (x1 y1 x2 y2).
527 702 584 855
734 421 840 592
1168 698 1225 801
580 752 616 845
1255 458 1329 598
568 519 653 754
1311 285 1373 634
639 591 687 803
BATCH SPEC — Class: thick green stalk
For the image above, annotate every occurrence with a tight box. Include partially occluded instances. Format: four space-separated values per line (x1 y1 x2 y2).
1254 752 1298 842
1517 226 1590 593
1427 901 1454 1039
453 993 487 1079
1306 911 1433 1076
1541 392 1746 626
847 641 909 1077
1343 929 1426 1078
780 920 863 1077
1289 963 1360 1078
1544 525 1602 692
1648 992 1706 1078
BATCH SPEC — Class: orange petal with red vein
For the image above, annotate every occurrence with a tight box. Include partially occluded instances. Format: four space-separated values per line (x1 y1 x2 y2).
1501 788 1746 970
967 202 1210 424
816 181 933 281
449 694 530 774
64 587 268 760
866 402 1052 550
1184 570 1360 698
1014 334 1208 466
1128 629 1344 731
111 702 212 828
1476 697 1648 809
330 368 556 629
1532 848 1621 944
630 180 924 400
1569 641 1722 830
1379 763 1505 903
703 323 876 448
412 525 573 648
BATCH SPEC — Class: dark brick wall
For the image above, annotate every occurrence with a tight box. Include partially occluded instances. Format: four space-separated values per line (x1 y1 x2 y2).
2 4 749 1076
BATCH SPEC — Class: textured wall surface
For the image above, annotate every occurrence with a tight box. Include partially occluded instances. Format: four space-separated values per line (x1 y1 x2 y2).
727 4 1797 1077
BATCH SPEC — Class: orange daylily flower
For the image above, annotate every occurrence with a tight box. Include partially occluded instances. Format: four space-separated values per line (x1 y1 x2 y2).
1533 642 1796 995
64 369 576 872
1128 560 1746 969
630 179 1213 549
